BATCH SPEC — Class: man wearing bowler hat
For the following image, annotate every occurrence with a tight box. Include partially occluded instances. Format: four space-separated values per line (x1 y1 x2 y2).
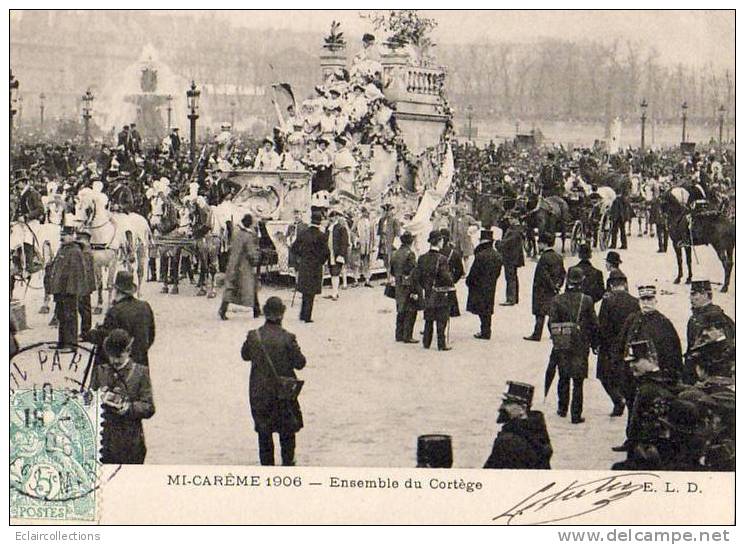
484 382 553 469
604 251 626 290
466 229 502 340
75 228 96 338
416 231 455 351
524 231 565 341
86 270 156 367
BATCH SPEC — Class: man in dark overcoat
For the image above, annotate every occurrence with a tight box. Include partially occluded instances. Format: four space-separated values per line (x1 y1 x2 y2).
390 232 419 343
499 215 524 305
242 297 307 466
568 242 605 305
685 279 734 383
75 229 97 338
524 232 565 341
597 270 640 416
548 268 599 423
49 226 88 346
484 382 553 469
466 230 502 340
15 174 46 222
219 214 261 320
91 328 155 464
440 228 465 317
291 210 330 323
86 270 156 367
169 128 181 159
416 231 455 351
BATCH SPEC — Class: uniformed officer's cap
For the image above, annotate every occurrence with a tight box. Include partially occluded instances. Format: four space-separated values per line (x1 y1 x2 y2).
416 434 452 468
502 381 534 408
690 279 712 294
638 285 657 299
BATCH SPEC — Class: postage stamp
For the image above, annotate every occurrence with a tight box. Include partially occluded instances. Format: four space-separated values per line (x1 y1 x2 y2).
10 387 102 521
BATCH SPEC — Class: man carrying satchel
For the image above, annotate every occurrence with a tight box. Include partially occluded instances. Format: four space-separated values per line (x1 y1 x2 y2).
547 268 599 424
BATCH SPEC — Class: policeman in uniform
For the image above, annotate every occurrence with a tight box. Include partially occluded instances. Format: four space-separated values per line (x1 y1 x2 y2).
440 228 465 318
389 232 420 343
484 382 553 469
416 231 455 351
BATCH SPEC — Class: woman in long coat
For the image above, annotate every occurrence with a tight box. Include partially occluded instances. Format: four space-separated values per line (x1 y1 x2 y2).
242 297 307 466
219 213 260 320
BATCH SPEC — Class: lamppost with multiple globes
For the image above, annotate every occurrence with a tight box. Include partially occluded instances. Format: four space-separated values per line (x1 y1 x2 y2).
10 69 19 152
81 88 94 146
681 101 688 143
166 94 173 130
640 99 648 151
39 92 46 132
718 105 725 146
186 80 200 162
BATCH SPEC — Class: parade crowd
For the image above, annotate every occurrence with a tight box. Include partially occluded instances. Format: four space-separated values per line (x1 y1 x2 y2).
10 111 735 471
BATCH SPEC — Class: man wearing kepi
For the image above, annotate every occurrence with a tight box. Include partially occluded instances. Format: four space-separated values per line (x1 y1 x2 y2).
466 229 502 340
390 232 420 343
484 382 553 469
291 210 330 323
524 232 565 341
548 268 599 424
416 231 455 351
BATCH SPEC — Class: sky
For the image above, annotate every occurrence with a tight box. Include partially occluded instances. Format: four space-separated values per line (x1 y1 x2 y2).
200 9 734 70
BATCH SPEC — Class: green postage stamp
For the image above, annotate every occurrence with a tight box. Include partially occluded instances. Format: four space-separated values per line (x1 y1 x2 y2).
10 387 102 521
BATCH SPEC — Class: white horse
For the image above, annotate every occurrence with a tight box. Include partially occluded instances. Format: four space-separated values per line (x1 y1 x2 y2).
9 220 60 311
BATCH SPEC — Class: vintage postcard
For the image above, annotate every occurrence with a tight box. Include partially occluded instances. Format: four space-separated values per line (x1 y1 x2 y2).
7 8 735 526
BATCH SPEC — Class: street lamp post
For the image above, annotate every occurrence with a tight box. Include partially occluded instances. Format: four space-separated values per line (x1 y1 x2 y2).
681 101 688 143
466 104 474 141
230 100 236 129
81 88 94 146
717 105 725 146
640 99 648 151
166 94 173 130
186 80 200 162
10 69 19 159
39 92 46 132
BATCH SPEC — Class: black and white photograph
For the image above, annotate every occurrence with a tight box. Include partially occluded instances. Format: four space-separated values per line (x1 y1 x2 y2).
8 8 735 525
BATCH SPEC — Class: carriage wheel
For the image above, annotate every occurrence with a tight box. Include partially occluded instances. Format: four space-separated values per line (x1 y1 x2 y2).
570 221 584 255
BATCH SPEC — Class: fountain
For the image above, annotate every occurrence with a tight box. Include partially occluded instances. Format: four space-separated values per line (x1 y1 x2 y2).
124 59 170 140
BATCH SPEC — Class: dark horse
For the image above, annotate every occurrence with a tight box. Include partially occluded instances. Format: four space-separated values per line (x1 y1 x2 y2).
525 195 571 253
658 189 735 292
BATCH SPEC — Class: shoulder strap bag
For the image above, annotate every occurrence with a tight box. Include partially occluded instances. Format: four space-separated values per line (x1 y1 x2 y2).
255 329 304 401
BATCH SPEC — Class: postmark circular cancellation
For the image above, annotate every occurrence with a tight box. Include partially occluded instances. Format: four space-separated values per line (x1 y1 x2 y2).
9 341 122 522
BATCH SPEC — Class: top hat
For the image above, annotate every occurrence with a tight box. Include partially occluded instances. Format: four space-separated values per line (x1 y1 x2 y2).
427 231 442 245
638 285 657 299
113 270 136 295
502 381 534 408
103 328 134 359
479 229 494 241
577 242 591 259
400 231 414 245
416 434 453 468
263 296 286 321
690 279 712 294
310 210 324 225
566 267 586 286
538 231 555 246
605 251 622 265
